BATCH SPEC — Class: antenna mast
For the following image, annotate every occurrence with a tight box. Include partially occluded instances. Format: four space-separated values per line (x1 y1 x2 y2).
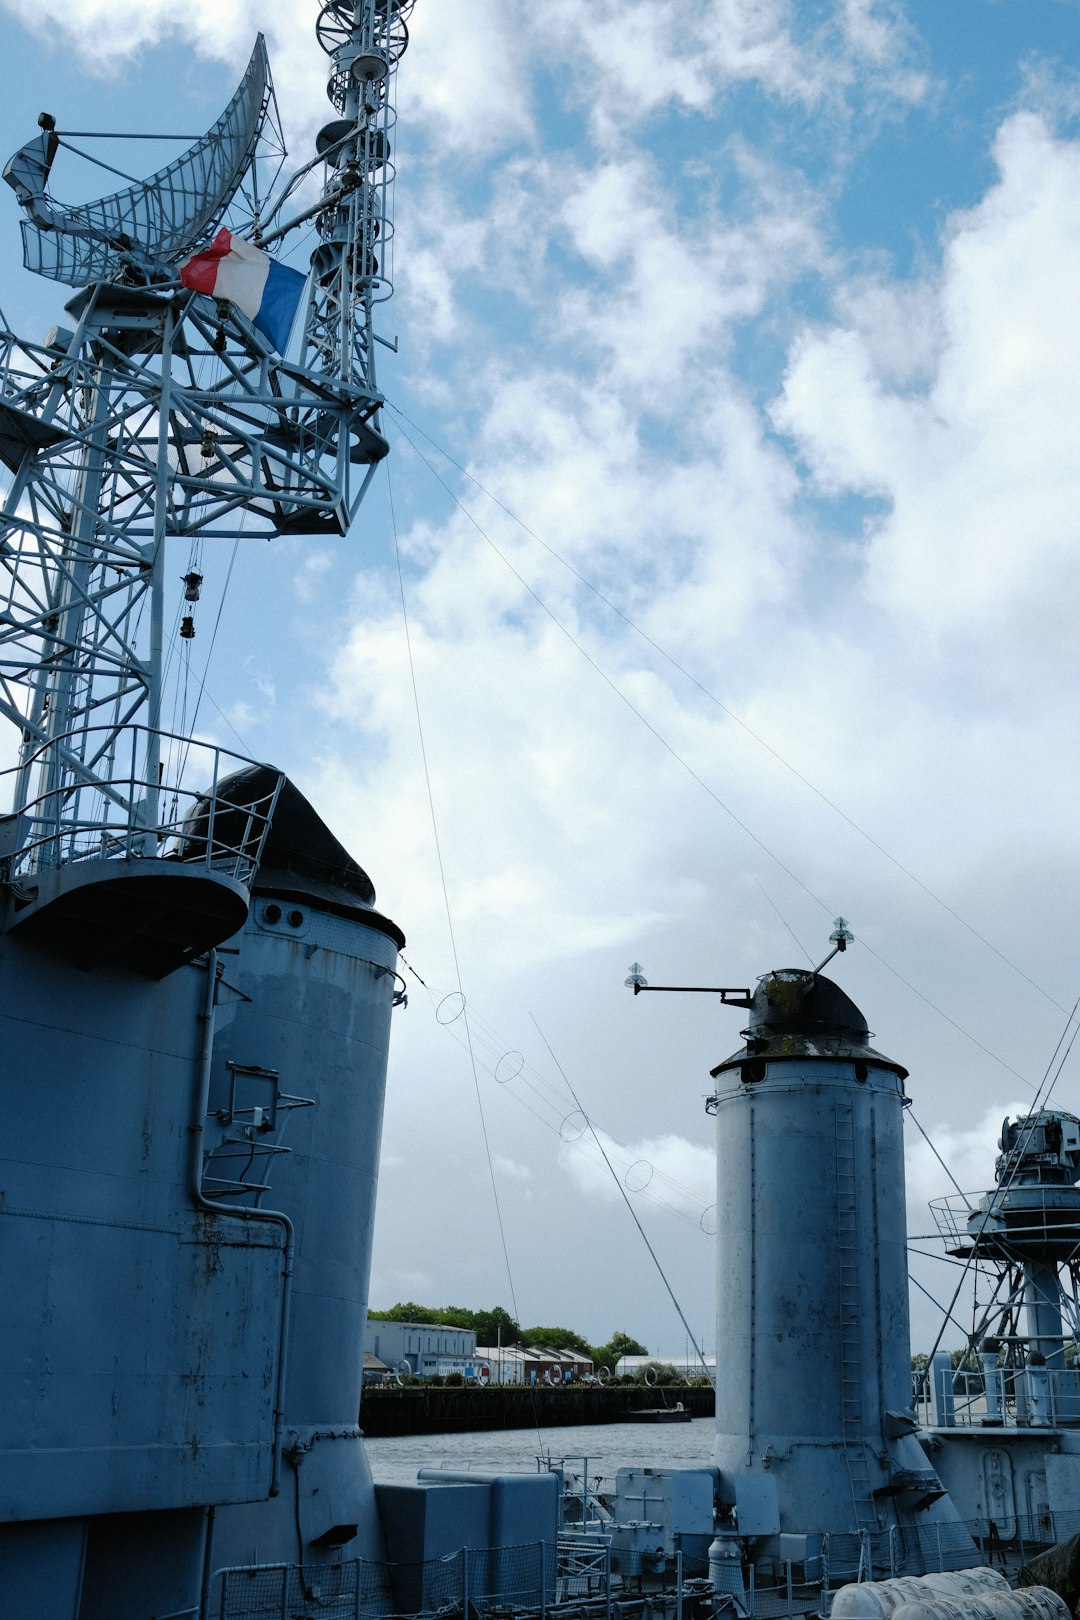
304 0 414 395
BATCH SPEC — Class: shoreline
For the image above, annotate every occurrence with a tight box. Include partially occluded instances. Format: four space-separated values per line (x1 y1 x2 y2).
360 1383 714 1437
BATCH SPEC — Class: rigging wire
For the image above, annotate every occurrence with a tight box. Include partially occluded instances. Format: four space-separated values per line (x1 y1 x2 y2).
388 416 1038 1090
862 944 1033 1088
751 874 813 965
391 416 830 909
177 533 241 788
417 972 718 1218
531 1015 713 1383
910 1272 975 1344
907 1247 985 1271
388 464 543 1445
383 399 1070 1020
397 957 716 1228
54 139 145 187
915 980 1080 1389
906 1109 975 1211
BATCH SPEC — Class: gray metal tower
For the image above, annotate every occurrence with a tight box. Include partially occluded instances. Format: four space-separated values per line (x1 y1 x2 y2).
934 1112 1080 1384
0 1 411 965
0 7 414 1616
922 1112 1080 1541
708 967 967 1569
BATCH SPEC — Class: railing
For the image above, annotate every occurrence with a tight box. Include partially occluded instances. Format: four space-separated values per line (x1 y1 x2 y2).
0 726 281 885
210 1510 1080 1620
929 1193 976 1247
216 1540 559 1620
913 1363 1080 1430
728 1509 1080 1618
929 1191 1080 1250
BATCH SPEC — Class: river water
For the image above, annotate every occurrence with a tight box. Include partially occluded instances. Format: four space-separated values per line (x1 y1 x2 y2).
364 1416 715 1487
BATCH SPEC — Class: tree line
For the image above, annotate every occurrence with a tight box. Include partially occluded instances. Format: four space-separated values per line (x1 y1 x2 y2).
368 1302 649 1373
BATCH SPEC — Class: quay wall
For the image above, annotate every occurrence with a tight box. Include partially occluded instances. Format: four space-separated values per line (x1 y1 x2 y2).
359 1383 714 1436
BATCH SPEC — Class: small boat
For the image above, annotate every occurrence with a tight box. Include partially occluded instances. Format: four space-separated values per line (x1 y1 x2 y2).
627 1403 693 1423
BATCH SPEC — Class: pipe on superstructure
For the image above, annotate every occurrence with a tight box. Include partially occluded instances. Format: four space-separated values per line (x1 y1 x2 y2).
188 949 295 1499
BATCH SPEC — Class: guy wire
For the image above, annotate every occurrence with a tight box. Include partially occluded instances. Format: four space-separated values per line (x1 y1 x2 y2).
384 398 1068 1019
387 464 542 1446
389 414 1036 1089
530 1014 713 1384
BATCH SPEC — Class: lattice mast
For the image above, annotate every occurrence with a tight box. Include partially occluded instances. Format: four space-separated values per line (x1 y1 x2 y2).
303 0 413 393
931 1110 1080 1415
0 3 412 884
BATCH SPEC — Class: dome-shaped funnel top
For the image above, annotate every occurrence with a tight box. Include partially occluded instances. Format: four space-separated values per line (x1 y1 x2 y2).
712 968 907 1077
748 969 868 1044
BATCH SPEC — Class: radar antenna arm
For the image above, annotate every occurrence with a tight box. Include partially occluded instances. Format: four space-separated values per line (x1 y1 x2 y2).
2 126 60 227
256 142 345 238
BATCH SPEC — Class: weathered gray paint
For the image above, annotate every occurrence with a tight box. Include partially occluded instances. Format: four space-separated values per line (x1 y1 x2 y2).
711 970 963 1544
0 849 402 1612
207 891 401 1571
0 929 282 1523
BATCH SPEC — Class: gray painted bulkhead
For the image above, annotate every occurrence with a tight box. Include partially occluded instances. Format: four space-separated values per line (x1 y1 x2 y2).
205 890 402 1576
711 970 966 1545
0 782 404 1618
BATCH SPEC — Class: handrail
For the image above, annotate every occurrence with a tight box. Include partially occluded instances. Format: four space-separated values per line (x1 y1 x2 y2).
0 724 282 884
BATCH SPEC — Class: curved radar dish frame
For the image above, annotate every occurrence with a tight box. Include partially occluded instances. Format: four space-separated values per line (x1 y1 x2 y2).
14 35 272 287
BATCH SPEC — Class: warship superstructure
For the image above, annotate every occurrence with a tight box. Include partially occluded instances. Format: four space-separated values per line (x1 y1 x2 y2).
0 4 420 1614
615 956 1080 1599
708 969 964 1547
700 965 1080 1584
3 4 1080 1618
922 1110 1080 1535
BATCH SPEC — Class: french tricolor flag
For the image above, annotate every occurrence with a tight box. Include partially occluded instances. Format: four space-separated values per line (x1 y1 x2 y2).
180 228 307 353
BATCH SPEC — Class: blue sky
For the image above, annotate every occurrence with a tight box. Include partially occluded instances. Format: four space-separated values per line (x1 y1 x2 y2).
3 0 1080 1359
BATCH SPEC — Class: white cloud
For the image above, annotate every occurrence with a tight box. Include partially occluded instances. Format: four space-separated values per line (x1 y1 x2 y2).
292 551 333 607
838 0 929 103
493 1154 533 1184
1 0 326 111
403 0 534 155
555 148 827 395
1016 54 1080 129
904 1101 1026 1235
776 111 1080 647
546 0 932 137
559 1126 715 1222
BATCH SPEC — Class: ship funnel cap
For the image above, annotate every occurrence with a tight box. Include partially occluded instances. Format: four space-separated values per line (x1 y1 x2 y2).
183 763 404 945
748 968 868 1044
711 968 907 1077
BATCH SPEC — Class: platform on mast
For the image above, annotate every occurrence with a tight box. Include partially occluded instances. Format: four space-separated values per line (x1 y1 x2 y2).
0 729 282 977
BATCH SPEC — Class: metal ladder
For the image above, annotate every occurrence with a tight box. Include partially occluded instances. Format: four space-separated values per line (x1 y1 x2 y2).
835 1098 879 1543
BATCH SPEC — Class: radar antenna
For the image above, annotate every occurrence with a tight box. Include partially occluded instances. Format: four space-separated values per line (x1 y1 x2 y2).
0 3 414 974
5 38 272 287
